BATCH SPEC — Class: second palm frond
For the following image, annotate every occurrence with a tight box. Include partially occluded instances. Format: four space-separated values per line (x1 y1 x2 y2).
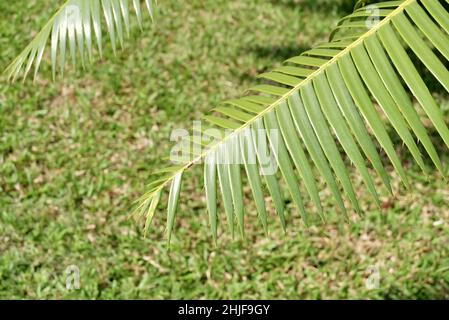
4 0 157 82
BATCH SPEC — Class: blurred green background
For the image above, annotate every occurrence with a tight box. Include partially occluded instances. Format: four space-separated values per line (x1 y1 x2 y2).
1 0 449 299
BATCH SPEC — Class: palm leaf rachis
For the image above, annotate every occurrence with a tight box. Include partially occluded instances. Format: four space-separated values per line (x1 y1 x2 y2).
136 0 449 243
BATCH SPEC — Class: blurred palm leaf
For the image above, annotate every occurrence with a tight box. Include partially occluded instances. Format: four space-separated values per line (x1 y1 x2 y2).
4 0 157 82
135 0 449 243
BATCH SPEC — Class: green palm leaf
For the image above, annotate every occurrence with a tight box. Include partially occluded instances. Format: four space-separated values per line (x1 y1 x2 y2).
4 0 157 82
136 0 449 242
134 0 449 243
79 0 449 239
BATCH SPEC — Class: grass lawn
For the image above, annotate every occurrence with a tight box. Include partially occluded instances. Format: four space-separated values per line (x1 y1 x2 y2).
1 0 449 299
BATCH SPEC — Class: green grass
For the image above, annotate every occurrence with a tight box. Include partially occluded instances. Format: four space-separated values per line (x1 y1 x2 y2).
1 0 449 299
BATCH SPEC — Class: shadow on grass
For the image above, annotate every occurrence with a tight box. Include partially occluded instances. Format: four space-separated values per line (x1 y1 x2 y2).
271 0 356 15
380 283 449 299
249 44 311 62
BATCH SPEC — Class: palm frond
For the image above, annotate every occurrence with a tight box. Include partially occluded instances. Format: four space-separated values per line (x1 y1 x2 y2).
135 0 449 242
4 0 157 82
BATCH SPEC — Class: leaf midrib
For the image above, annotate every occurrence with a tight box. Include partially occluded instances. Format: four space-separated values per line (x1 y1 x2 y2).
149 0 415 196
